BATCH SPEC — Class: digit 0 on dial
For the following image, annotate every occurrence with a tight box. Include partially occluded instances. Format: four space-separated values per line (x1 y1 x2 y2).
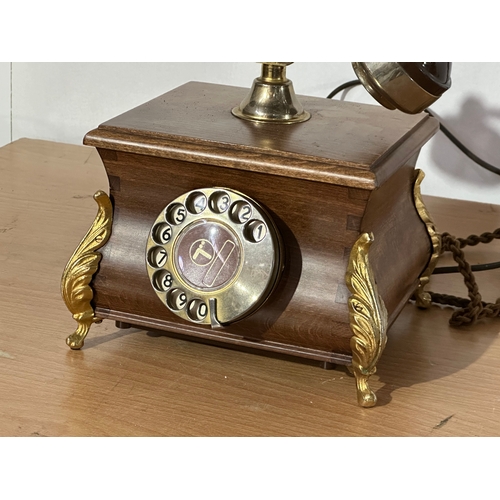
145 187 283 326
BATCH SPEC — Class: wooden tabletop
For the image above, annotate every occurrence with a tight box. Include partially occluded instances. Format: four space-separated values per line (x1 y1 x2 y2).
0 138 499 437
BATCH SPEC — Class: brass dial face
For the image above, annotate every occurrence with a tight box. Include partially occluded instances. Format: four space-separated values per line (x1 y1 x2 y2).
146 187 283 326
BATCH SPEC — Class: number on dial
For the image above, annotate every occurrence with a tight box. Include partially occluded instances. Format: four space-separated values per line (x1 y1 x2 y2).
230 201 253 224
245 220 267 243
149 247 168 268
210 191 231 213
153 270 173 291
187 299 208 322
169 204 187 225
167 288 187 310
153 223 172 244
187 192 207 214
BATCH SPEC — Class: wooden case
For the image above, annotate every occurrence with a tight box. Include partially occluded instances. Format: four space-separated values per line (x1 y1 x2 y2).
65 81 440 406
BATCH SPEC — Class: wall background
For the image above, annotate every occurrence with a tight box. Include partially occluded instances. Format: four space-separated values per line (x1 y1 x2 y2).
0 62 499 204
0 63 10 146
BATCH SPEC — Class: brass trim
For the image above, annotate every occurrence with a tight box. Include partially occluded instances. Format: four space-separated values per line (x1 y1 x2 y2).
145 187 283 326
346 232 388 408
61 190 113 349
413 169 442 308
231 62 310 124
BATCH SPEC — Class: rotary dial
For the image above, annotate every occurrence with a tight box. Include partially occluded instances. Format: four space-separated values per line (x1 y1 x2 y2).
146 188 283 326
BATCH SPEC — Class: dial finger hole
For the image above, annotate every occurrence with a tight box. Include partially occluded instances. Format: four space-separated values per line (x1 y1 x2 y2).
152 222 173 245
148 246 168 268
152 270 173 292
187 299 208 322
186 192 207 215
230 200 253 224
209 191 231 214
244 220 267 243
167 203 187 225
166 288 188 311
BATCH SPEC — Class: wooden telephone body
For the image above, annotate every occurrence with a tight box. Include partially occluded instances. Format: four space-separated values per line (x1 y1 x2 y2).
63 82 439 406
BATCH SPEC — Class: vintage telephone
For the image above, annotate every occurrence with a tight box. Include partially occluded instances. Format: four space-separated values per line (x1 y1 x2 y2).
61 62 451 407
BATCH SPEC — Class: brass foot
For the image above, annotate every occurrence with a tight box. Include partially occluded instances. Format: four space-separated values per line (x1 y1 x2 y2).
414 286 433 309
352 366 377 407
66 318 93 350
61 191 113 349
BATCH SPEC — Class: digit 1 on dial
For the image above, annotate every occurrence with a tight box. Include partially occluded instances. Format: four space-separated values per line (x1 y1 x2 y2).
245 220 267 242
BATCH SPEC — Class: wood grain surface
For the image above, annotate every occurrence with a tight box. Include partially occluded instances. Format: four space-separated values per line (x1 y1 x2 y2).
90 149 429 361
92 148 365 361
83 82 439 190
86 81 435 364
0 139 499 436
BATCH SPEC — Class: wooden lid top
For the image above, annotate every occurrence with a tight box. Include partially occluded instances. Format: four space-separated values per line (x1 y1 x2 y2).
84 81 438 189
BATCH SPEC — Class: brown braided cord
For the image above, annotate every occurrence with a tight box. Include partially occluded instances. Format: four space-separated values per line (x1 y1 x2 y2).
429 229 500 326
454 227 500 248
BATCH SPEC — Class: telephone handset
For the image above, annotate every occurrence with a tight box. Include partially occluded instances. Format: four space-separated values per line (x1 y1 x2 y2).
146 187 284 327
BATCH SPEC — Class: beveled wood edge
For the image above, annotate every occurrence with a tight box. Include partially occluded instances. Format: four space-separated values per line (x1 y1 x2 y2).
97 120 369 168
94 307 353 365
84 128 377 190
371 115 439 186
84 113 438 190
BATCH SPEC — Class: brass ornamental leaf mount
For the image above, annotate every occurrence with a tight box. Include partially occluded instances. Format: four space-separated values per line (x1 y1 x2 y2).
346 232 388 407
61 190 113 349
413 169 442 308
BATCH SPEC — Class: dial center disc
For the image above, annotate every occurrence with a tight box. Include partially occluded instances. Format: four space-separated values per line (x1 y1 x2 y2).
174 220 241 291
